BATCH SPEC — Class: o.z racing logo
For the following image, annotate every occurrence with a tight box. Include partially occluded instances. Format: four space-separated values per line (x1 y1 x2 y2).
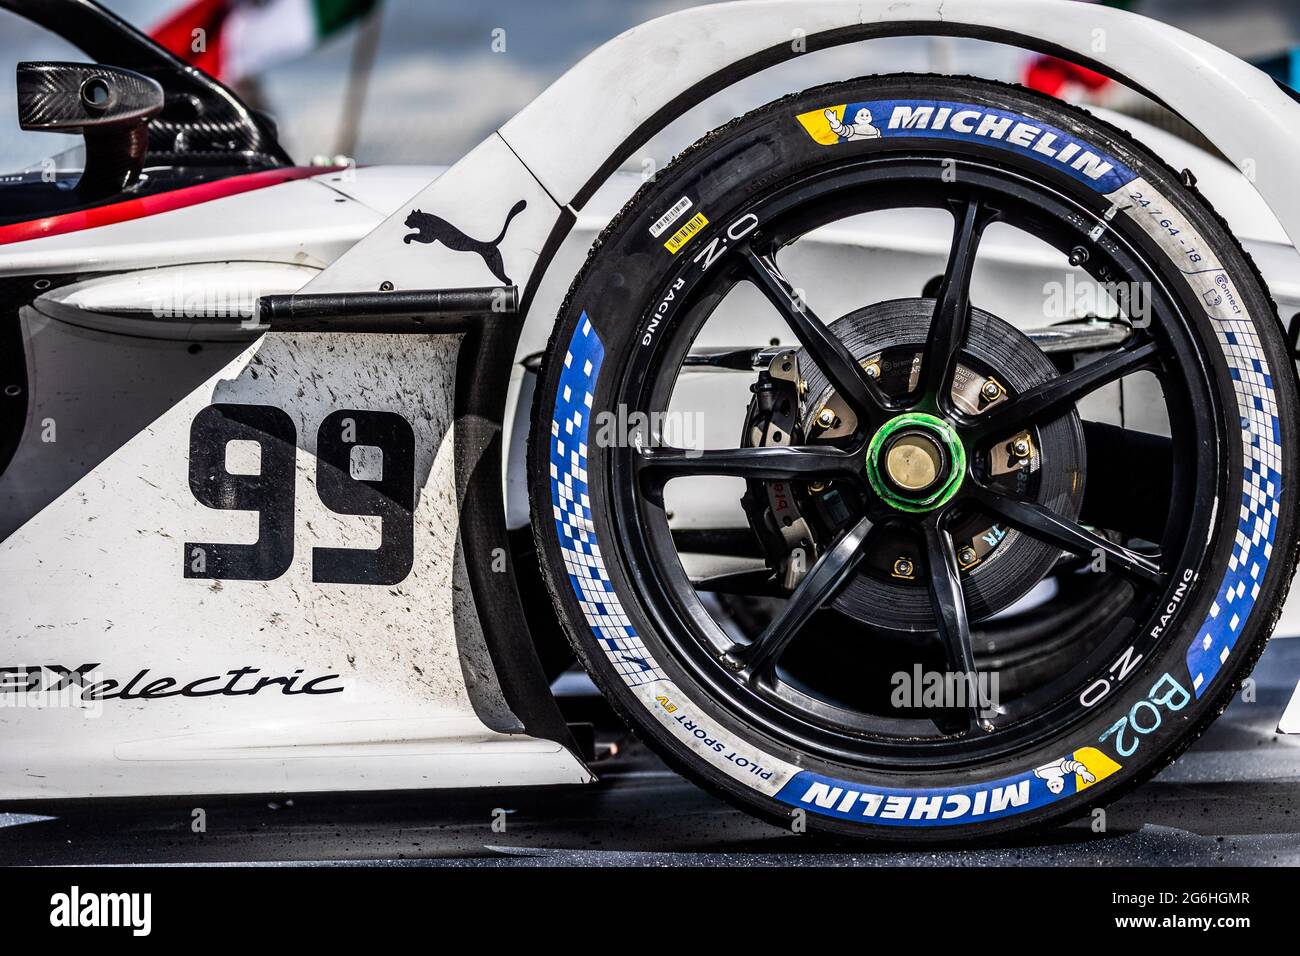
691 211 760 272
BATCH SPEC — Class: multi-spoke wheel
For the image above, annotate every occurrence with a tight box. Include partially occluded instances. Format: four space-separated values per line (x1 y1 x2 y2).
531 75 1299 840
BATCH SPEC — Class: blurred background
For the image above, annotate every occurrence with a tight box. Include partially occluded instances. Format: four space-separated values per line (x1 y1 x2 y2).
3 0 1300 175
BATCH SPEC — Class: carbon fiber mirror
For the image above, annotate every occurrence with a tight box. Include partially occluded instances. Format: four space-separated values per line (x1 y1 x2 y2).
16 61 164 196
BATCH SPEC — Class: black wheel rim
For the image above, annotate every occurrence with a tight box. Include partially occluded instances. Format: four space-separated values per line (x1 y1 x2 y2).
605 155 1226 769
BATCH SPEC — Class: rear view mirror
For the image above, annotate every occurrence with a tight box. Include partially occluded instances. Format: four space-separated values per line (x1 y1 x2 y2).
16 61 165 197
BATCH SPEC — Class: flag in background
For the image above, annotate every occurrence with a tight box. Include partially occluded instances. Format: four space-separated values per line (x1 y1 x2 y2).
151 0 378 84
1023 58 1112 98
1022 0 1134 99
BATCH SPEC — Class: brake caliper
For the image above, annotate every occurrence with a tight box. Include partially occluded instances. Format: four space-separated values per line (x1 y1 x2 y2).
740 349 819 589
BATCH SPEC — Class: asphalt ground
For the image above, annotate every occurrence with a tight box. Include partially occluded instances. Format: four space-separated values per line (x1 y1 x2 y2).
1 638 1297 867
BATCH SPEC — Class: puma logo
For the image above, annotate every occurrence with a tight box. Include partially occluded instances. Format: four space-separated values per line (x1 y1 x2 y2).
402 199 528 286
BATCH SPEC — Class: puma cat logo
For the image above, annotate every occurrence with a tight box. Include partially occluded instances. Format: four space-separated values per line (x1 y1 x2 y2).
402 199 528 286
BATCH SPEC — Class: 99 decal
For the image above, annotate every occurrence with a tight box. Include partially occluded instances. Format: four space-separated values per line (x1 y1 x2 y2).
183 403 415 586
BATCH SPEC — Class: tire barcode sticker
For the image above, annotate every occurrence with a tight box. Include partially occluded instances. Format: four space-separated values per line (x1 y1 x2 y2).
664 212 708 254
649 196 693 238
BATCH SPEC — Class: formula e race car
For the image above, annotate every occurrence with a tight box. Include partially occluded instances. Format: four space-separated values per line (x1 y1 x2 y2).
2 0 1299 843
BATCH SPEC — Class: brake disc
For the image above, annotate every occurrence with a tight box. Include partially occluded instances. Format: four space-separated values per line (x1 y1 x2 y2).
740 298 1087 631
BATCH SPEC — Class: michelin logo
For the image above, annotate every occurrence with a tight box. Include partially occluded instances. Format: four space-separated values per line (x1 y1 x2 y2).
887 105 1116 181
776 747 1119 827
794 778 1030 823
795 99 1138 193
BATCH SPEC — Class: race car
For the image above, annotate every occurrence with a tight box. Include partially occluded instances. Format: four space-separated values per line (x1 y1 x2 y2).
2 0 1298 843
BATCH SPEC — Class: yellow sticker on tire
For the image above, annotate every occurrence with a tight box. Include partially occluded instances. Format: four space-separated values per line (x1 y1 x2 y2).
664 212 708 253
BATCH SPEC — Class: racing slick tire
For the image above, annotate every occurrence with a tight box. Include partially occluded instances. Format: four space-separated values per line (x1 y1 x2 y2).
529 75 1300 841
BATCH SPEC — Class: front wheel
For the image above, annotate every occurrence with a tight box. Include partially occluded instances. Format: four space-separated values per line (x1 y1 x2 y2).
529 75 1298 841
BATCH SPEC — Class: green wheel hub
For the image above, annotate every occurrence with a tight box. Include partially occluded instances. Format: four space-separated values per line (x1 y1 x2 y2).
864 412 966 513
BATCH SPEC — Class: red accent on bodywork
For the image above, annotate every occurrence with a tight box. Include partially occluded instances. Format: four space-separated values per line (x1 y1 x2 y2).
0 167 335 247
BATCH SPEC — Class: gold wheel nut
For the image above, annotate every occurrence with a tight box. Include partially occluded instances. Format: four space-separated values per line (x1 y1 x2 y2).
893 557 915 578
816 408 836 429
958 546 978 567
981 379 1003 401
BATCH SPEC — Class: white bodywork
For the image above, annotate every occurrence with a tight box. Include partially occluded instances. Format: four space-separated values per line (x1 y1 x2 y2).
5 0 1300 798
1282 681 1300 734
306 0 1300 298
0 168 592 797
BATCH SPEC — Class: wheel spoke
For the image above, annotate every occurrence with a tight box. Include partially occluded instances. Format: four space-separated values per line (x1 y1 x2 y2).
740 246 890 425
923 521 987 730
918 199 997 406
972 485 1164 586
682 346 768 370
728 515 874 679
692 567 783 596
637 443 858 495
973 339 1160 439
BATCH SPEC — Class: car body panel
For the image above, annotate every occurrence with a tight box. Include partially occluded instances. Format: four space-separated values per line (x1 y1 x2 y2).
0 323 591 798
5 0 1300 799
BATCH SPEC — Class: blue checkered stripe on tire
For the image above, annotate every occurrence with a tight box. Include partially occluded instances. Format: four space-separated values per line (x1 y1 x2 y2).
1185 317 1284 696
549 314 665 687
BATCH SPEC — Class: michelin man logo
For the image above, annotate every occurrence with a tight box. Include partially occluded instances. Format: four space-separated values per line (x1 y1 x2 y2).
824 106 881 141
1034 757 1096 795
